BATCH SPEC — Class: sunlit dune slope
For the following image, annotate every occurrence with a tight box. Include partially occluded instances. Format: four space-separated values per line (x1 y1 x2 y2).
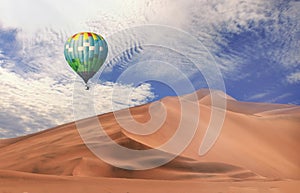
0 89 299 181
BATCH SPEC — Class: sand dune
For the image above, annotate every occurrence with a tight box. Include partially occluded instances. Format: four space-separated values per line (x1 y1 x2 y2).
0 89 299 192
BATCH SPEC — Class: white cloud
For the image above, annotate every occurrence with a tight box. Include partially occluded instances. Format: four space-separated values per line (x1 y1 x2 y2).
185 0 300 73
266 93 292 104
248 92 269 100
287 72 300 84
2 0 297 74
0 0 299 138
0 0 147 33
0 66 154 138
93 82 154 113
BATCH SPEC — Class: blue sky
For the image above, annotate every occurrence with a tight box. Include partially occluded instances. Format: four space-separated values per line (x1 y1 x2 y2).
0 0 299 138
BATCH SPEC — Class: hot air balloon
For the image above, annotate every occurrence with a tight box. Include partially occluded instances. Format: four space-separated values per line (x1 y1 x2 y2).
64 32 108 90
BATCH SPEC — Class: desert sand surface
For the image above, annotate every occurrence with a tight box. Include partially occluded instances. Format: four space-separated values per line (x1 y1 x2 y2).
0 89 299 193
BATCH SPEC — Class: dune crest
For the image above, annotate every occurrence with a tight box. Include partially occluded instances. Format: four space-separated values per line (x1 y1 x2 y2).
0 89 300 192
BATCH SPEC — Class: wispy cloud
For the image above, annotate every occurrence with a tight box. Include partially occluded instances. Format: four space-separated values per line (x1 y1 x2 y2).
2 0 298 75
266 93 292 104
186 0 300 78
0 25 154 138
248 92 270 100
286 72 300 84
0 66 154 138
0 0 299 138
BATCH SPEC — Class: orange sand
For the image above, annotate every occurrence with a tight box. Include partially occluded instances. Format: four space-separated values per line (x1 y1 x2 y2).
0 89 299 193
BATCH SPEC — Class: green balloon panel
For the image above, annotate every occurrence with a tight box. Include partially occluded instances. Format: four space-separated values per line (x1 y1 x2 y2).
64 32 108 83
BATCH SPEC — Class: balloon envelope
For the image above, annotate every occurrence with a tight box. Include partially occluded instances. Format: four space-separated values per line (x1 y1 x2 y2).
64 32 108 83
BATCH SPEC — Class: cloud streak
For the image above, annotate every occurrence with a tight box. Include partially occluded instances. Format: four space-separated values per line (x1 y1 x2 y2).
287 72 300 84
